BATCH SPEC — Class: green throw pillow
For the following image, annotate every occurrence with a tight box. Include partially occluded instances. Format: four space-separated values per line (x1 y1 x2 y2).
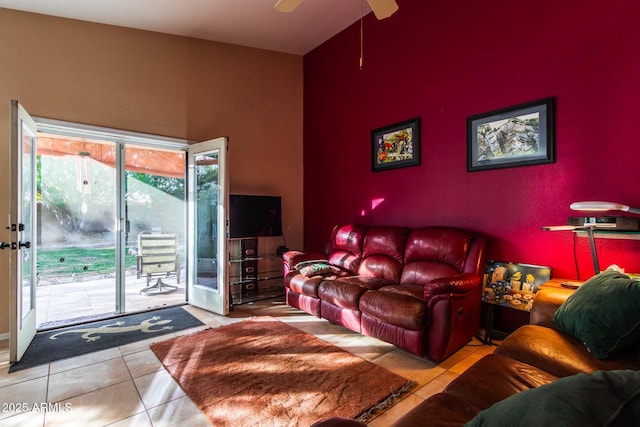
466 370 640 427
551 270 640 359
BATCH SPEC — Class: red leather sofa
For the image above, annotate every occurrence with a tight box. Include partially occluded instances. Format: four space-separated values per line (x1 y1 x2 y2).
283 224 488 362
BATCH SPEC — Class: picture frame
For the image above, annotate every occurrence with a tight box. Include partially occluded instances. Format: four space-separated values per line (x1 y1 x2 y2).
371 117 420 172
467 97 555 172
482 260 552 312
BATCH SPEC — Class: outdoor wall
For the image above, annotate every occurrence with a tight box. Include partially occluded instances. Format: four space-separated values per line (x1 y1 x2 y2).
303 0 640 278
0 8 304 335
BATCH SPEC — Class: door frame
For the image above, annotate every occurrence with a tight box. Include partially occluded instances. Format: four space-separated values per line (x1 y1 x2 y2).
186 137 230 315
9 108 230 360
9 100 38 362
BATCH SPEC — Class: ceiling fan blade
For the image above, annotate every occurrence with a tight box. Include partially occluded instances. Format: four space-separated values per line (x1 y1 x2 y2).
274 0 304 13
366 0 399 20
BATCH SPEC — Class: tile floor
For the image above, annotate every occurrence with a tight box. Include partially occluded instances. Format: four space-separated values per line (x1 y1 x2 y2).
0 298 495 427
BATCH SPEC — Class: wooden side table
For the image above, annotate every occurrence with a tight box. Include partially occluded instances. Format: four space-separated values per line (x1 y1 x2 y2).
482 278 582 344
482 300 528 345
539 277 584 290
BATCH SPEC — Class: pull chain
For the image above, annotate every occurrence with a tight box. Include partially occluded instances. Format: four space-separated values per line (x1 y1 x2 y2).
360 0 364 70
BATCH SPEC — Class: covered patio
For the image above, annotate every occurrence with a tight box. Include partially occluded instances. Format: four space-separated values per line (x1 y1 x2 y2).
36 271 185 329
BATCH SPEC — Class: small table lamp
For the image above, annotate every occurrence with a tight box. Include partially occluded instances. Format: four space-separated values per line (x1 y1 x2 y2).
570 201 640 215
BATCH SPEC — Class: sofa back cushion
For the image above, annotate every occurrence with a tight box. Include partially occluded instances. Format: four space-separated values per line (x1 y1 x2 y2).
358 226 411 283
326 224 369 274
400 227 474 285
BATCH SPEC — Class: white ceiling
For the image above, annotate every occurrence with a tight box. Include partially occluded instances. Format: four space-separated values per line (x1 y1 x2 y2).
0 0 374 55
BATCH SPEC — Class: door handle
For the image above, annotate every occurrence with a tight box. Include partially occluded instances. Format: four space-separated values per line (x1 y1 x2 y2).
0 241 31 250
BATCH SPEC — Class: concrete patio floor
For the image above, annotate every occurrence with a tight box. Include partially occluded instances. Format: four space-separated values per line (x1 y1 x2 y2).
36 270 186 329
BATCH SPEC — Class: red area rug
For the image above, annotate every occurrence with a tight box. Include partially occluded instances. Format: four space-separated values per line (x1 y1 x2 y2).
150 317 414 426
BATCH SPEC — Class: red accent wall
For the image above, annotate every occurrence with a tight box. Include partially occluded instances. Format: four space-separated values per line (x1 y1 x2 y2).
303 0 640 279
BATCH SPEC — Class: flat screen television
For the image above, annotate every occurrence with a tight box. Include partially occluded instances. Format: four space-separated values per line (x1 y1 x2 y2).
229 194 282 238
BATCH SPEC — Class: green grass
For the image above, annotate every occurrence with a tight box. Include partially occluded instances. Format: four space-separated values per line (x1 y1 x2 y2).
37 247 138 276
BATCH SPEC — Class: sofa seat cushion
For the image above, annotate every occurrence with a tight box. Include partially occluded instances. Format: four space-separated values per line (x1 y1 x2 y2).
318 276 394 310
467 370 640 427
359 289 426 331
391 392 481 427
285 272 325 297
378 284 425 300
444 354 558 410
495 324 640 378
286 266 355 296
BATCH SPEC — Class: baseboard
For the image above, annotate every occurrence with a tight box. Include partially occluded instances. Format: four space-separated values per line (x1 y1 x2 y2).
0 333 9 341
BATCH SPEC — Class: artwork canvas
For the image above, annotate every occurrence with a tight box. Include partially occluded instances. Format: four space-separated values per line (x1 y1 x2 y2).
482 261 552 312
467 98 555 171
371 118 420 171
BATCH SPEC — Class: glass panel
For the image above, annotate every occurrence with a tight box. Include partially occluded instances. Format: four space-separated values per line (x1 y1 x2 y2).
195 150 219 291
21 121 34 322
124 145 185 307
35 135 117 327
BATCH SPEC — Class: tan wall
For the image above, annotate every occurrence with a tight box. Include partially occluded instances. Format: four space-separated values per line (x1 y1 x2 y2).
0 8 304 334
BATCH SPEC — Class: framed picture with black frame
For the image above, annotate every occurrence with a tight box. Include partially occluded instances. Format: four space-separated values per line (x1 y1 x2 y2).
467 97 555 172
371 117 421 172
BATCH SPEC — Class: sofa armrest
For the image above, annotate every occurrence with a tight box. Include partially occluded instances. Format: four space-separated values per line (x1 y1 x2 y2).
282 250 328 275
530 287 574 328
423 273 481 300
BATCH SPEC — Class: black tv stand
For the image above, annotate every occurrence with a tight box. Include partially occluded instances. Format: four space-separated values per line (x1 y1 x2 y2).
228 236 285 309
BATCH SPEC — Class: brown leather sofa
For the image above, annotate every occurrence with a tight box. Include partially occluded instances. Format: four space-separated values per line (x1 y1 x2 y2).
312 286 640 426
283 224 488 362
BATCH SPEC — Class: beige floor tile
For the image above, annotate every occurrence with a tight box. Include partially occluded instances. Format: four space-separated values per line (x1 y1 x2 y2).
372 349 443 387
118 333 178 356
448 351 486 376
472 343 496 356
48 357 131 403
133 368 186 409
174 324 216 337
123 349 164 378
414 370 459 400
241 300 302 318
107 411 153 427
44 380 145 427
49 347 121 375
0 409 45 427
147 395 211 427
437 346 475 370
329 332 396 361
0 376 48 420
0 363 49 388
291 319 352 340
181 305 222 323
368 392 424 427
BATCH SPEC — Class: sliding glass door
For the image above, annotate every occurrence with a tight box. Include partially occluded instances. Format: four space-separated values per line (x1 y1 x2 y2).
33 121 188 329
